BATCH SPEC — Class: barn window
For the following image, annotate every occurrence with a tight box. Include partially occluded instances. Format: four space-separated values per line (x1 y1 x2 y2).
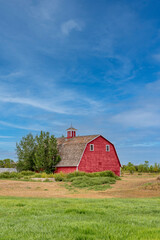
90 144 94 151
106 145 110 152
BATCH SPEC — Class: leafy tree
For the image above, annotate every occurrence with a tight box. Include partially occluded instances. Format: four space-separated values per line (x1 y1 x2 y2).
16 131 60 172
0 160 4 168
143 161 149 172
153 163 160 172
138 164 144 172
16 133 36 171
149 165 153 172
0 159 16 168
123 161 160 173
127 162 136 174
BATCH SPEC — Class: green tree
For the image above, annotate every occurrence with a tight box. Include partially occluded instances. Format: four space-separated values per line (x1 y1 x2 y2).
153 163 160 173
16 133 36 171
0 160 4 168
143 161 149 172
149 165 153 172
16 131 60 172
138 164 144 172
127 162 136 174
0 159 16 168
34 131 60 172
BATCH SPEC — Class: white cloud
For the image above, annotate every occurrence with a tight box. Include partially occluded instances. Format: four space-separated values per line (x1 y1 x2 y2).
153 53 160 62
0 71 23 79
61 19 82 35
112 109 160 128
0 96 69 114
0 136 14 139
131 142 160 147
0 120 43 131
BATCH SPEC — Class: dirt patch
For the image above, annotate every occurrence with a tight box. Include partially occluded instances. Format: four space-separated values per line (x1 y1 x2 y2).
157 175 160 181
0 174 160 198
31 178 55 182
141 181 160 191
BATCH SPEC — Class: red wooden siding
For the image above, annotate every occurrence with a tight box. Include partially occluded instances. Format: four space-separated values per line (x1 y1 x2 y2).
55 166 76 173
78 136 120 176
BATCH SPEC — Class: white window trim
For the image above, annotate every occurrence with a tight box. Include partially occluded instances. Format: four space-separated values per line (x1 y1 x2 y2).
90 144 94 151
106 145 110 152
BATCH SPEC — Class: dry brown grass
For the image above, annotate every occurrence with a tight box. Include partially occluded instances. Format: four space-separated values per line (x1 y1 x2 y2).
0 173 160 199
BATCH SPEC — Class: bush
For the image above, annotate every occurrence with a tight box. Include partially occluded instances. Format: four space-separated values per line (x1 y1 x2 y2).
88 170 119 179
32 173 42 178
20 171 35 176
54 172 66 181
70 176 116 188
66 171 86 180
41 172 48 178
0 172 22 179
54 170 119 191
9 172 18 178
0 172 11 179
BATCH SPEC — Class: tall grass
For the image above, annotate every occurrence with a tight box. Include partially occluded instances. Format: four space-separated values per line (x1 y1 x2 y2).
0 171 54 180
54 171 120 190
0 197 159 240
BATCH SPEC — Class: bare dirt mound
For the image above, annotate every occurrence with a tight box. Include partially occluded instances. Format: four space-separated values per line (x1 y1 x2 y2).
0 174 160 198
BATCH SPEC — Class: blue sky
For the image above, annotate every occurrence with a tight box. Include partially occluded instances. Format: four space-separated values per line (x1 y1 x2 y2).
0 0 160 165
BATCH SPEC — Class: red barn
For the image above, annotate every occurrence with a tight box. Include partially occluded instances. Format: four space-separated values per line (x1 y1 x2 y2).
55 126 121 176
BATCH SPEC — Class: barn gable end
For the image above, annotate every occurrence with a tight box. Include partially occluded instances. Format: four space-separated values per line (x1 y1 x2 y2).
78 136 121 176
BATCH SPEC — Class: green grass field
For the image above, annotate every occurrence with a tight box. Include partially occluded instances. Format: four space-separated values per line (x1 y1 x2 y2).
0 197 160 240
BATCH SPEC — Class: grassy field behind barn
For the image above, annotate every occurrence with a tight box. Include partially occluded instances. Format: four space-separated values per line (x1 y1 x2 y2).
0 196 160 240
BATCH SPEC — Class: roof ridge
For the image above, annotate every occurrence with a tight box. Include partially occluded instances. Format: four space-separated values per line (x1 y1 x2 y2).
57 134 99 139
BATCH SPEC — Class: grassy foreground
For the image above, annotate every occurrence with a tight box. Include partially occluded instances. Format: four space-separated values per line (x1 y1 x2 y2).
0 197 160 240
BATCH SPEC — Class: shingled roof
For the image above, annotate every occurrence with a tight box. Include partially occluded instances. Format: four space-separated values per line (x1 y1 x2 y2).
56 135 99 167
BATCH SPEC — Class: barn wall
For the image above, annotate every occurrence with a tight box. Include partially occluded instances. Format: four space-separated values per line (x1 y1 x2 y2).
55 166 76 173
78 136 120 176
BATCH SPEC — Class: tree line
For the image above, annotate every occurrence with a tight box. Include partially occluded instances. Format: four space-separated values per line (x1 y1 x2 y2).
16 131 60 173
122 161 160 174
0 159 16 168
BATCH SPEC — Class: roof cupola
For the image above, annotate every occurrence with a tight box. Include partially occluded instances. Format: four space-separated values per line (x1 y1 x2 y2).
66 124 77 138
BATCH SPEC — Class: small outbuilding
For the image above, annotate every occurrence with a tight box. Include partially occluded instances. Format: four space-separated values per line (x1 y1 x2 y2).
55 126 121 176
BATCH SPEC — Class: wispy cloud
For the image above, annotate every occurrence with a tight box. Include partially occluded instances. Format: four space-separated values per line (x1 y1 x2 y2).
0 96 69 114
0 136 14 139
153 53 160 62
131 142 160 147
0 120 43 131
111 109 160 128
61 19 83 35
0 71 23 79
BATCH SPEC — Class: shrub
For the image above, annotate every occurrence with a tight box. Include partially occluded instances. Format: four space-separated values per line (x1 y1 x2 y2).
54 172 66 181
66 171 86 180
33 173 42 178
23 176 29 180
20 171 35 176
89 170 118 178
41 172 48 178
0 172 11 179
0 172 21 179
16 173 23 179
47 173 54 178
70 176 116 188
9 172 18 178
54 170 119 191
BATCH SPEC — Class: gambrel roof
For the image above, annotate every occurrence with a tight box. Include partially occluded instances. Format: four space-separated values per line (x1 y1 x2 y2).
56 135 99 167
